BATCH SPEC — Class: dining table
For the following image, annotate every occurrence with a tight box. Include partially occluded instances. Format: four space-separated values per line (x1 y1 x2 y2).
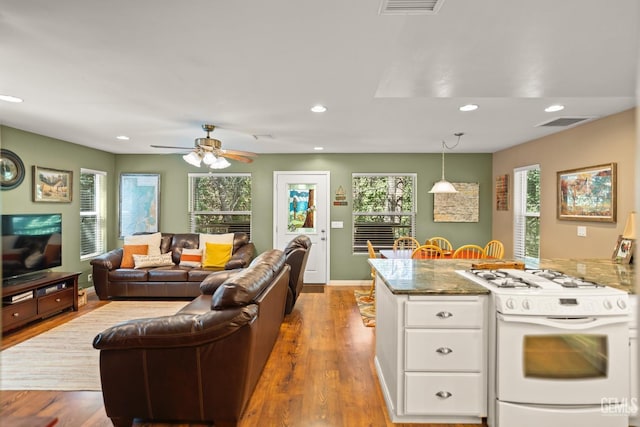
379 249 454 259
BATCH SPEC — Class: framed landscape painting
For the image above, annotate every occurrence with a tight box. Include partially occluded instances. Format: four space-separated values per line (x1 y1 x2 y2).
557 163 616 222
32 165 73 202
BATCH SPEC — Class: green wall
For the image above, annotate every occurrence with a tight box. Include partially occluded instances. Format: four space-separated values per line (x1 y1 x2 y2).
1 126 117 288
2 125 493 283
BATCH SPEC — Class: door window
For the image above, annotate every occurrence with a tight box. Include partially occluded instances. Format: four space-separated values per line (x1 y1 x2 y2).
287 184 316 233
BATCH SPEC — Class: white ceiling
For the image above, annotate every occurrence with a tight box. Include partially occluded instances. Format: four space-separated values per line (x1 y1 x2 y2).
0 0 637 156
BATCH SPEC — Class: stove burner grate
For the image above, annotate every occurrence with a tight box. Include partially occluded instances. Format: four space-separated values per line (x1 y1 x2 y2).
469 269 540 289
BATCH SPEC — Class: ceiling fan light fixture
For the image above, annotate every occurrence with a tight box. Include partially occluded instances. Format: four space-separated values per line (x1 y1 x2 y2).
183 151 202 167
209 156 231 169
202 151 216 165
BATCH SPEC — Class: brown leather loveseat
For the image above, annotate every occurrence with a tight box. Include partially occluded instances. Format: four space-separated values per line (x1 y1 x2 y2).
90 232 255 300
93 249 290 427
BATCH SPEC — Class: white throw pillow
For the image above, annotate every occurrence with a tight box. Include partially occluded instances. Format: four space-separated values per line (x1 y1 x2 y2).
133 252 174 269
124 232 162 256
198 233 234 250
179 248 203 268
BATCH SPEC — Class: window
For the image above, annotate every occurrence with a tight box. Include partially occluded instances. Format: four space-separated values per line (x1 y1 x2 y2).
514 165 540 262
188 173 252 238
352 173 416 253
80 168 106 259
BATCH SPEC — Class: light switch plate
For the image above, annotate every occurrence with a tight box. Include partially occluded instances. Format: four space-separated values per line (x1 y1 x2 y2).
331 221 343 229
577 226 587 237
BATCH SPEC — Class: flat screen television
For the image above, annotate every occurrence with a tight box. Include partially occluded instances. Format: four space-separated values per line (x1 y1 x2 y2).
2 213 62 284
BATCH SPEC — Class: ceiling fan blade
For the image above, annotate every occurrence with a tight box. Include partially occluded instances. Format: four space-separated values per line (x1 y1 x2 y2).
222 149 257 157
220 152 254 163
150 144 192 150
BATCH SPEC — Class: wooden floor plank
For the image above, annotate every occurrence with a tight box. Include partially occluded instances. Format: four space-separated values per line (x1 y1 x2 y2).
0 287 486 427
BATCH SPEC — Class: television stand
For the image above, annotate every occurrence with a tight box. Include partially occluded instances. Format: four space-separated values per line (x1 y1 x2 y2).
2 272 80 334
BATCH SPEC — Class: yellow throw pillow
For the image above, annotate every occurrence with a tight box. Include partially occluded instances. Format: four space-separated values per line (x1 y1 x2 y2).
203 242 233 268
121 244 149 268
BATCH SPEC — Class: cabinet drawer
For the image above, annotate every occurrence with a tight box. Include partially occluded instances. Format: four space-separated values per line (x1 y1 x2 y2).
406 329 482 371
406 300 483 328
405 372 483 415
3 299 37 329
38 288 74 315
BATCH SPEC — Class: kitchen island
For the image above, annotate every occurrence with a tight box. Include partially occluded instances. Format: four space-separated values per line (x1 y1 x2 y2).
370 257 637 426
369 258 490 424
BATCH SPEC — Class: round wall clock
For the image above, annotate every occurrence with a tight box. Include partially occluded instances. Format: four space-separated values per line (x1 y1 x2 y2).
0 149 25 190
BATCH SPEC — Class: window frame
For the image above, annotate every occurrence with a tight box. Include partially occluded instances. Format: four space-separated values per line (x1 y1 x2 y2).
187 173 252 237
513 164 540 263
79 168 107 260
352 173 417 254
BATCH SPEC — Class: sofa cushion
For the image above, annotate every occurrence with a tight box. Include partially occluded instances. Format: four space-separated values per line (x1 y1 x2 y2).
147 267 189 281
169 233 200 264
125 232 162 256
121 244 148 268
203 242 233 268
109 269 148 282
211 249 284 309
179 248 203 268
199 233 234 249
133 252 174 269
250 249 286 274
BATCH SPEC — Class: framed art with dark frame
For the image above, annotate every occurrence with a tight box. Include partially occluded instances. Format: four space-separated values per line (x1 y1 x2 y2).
32 165 73 202
119 173 160 237
612 234 633 264
557 162 616 222
0 149 25 190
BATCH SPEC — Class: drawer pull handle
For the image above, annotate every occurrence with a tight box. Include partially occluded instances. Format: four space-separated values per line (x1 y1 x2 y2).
12 312 19 317
436 347 453 355
436 311 452 319
435 391 452 399
55 298 61 302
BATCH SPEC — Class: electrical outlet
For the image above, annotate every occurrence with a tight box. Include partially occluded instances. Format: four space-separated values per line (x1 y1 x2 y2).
577 226 587 237
87 273 93 282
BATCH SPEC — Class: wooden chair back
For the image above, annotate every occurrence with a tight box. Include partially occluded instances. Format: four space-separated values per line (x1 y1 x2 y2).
425 236 453 252
393 236 420 252
452 244 486 259
411 244 444 259
484 240 505 259
367 240 377 298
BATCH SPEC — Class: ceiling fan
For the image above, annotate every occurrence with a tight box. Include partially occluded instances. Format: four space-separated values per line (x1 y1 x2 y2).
151 124 257 168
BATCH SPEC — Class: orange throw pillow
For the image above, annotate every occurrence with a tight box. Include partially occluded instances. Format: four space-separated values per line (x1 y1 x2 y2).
121 244 148 268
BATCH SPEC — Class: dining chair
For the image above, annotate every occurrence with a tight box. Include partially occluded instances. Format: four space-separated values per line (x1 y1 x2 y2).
484 240 505 259
367 240 377 298
411 244 444 259
452 244 486 259
425 236 453 252
393 236 420 252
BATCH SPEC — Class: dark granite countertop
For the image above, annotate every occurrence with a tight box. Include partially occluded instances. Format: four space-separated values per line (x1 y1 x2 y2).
369 258 636 295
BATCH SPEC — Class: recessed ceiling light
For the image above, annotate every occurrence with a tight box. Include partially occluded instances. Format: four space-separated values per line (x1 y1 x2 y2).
545 104 565 112
459 104 478 112
0 94 24 103
314 147 324 151
116 135 130 140
311 105 327 113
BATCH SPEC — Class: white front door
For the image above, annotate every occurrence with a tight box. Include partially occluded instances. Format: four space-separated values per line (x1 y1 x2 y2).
274 171 329 284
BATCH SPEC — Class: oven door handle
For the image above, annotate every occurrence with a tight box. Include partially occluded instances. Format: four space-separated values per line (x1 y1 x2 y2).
497 313 628 330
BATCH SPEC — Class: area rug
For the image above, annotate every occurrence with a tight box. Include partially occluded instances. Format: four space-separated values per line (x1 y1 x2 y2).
354 290 375 327
0 300 187 391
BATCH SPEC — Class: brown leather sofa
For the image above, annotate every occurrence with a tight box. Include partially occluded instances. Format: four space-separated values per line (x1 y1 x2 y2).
93 249 290 427
90 232 255 300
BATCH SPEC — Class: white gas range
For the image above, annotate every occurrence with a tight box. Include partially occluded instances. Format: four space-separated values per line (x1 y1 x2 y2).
458 268 631 427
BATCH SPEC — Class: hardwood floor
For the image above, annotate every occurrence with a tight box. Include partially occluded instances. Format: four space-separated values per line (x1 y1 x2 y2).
0 286 487 427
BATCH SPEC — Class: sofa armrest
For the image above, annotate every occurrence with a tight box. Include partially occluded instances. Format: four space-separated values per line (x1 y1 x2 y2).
200 269 243 294
90 248 124 271
225 242 255 270
93 304 258 350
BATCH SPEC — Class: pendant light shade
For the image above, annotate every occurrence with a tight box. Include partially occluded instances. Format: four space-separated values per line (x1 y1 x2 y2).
429 134 463 194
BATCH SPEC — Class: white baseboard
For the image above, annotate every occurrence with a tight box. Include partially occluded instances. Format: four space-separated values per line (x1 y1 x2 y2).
326 280 370 286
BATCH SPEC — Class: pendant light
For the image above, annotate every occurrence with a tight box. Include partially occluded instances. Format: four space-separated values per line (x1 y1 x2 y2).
429 132 463 194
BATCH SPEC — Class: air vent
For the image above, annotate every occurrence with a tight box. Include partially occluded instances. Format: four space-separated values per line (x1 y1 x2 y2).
536 117 596 128
379 0 446 15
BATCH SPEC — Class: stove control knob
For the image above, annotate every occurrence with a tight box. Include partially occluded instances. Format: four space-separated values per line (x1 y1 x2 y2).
617 299 627 310
603 300 613 310
522 299 531 310
506 298 516 310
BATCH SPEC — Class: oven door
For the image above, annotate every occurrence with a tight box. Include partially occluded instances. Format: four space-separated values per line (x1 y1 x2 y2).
496 313 629 405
